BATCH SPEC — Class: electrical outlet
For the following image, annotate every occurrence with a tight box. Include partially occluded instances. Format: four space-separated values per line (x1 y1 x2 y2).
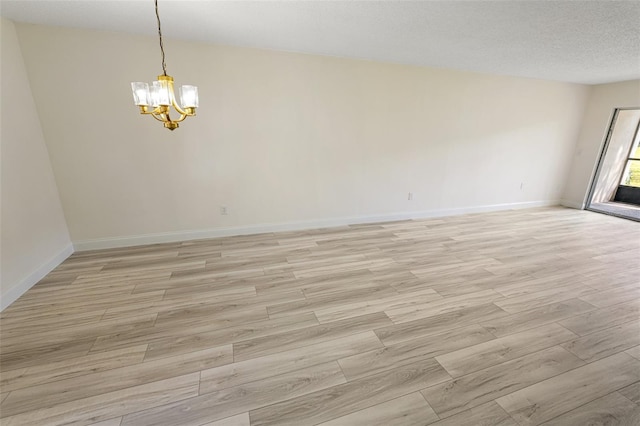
220 206 228 215
408 192 413 201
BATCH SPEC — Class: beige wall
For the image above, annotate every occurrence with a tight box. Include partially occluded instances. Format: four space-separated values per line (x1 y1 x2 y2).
562 80 640 208
1 18 72 309
15 23 590 249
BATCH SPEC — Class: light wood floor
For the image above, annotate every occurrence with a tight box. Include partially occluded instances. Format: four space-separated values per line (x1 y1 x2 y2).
1 207 639 425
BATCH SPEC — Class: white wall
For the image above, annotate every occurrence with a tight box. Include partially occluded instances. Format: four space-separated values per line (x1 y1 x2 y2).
15 23 590 250
562 80 640 208
1 18 72 310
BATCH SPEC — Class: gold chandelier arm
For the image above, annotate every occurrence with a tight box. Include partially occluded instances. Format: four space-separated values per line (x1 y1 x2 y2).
151 112 167 122
172 113 189 123
139 105 171 117
145 105 168 121
171 98 189 116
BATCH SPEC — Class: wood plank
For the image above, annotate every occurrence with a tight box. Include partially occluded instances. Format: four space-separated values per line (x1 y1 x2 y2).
0 338 97 373
87 418 123 426
249 358 451 426
291 259 380 279
491 273 586 298
314 288 442 323
144 312 318 361
338 324 494 381
538 392 639 426
200 413 250 426
0 372 200 426
266 285 399 319
90 309 269 354
170 267 264 281
120 362 346 426
421 346 584 418
301 278 392 300
561 320 640 362
495 352 640 425
426 401 517 426
315 392 439 426
102 289 302 323
256 269 371 296
162 284 257 301
558 300 640 336
579 285 640 308
100 257 205 273
233 312 392 362
0 290 165 322
12 284 136 307
385 290 504 324
1 345 231 417
435 323 577 377
144 278 256 297
480 298 595 337
131 275 240 294
71 269 172 283
0 344 147 393
0 309 106 335
375 303 508 345
0 314 157 354
200 331 382 393
493 284 598 314
627 346 640 361
618 381 640 404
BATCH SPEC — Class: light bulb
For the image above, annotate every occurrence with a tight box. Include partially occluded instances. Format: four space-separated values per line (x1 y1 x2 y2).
151 80 171 106
131 82 150 106
179 85 199 108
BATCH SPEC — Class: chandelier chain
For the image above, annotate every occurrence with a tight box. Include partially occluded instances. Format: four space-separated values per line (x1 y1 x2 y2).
155 0 167 76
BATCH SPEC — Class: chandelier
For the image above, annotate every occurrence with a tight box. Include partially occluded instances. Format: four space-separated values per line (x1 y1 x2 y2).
130 0 198 130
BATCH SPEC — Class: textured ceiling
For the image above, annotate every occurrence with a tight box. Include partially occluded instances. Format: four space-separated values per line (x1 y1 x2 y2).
2 0 639 84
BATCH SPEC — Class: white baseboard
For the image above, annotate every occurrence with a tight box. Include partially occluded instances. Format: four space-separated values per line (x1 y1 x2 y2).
74 200 559 252
1 243 74 311
560 199 585 210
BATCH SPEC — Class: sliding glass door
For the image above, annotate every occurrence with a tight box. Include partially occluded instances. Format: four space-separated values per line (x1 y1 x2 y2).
614 127 640 205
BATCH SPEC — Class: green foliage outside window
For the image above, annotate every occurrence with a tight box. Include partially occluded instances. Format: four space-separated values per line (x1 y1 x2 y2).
621 146 640 188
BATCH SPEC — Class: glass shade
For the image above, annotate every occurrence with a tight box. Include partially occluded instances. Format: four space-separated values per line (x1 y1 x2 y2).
149 84 160 107
131 82 150 106
150 80 171 107
179 85 199 108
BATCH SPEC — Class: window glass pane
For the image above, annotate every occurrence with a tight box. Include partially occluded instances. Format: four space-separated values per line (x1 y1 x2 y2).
620 123 640 187
621 160 640 187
